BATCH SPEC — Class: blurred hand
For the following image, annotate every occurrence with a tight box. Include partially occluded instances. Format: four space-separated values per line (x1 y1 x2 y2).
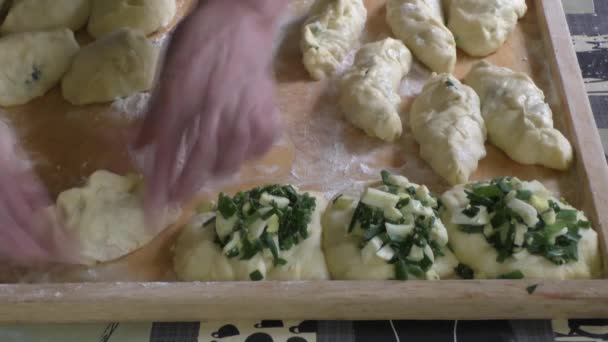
0 122 77 265
135 0 283 219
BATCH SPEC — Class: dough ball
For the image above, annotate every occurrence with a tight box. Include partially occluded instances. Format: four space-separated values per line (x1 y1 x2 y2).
0 29 79 107
57 171 153 264
61 29 160 105
322 172 458 280
441 177 601 279
88 0 176 39
173 188 330 281
0 0 91 34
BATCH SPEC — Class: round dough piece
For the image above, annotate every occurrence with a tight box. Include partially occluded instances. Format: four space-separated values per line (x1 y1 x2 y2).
441 178 601 279
61 29 160 105
0 0 91 34
56 171 151 264
88 0 176 39
173 190 330 281
0 29 79 107
322 174 458 280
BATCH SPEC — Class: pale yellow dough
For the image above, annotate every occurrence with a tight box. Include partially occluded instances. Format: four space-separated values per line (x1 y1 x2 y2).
0 29 79 107
322 178 458 281
340 38 412 142
61 29 160 105
464 61 573 170
1 0 91 34
56 171 151 265
386 0 456 73
410 73 486 185
173 193 330 281
301 0 367 80
441 180 601 279
447 0 527 57
88 0 176 39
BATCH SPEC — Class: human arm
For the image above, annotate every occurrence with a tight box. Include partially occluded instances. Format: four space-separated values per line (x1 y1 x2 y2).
134 0 286 221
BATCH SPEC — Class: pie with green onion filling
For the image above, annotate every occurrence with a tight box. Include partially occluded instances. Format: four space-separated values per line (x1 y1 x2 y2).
173 185 329 281
441 177 601 279
322 171 458 280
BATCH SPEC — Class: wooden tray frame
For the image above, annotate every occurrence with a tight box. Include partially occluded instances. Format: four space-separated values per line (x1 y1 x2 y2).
1 0 608 322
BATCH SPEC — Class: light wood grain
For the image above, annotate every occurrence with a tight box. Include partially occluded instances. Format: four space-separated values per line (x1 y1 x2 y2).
535 0 608 276
0 280 607 322
0 0 606 322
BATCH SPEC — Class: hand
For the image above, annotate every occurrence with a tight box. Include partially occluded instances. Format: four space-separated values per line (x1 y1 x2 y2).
135 0 284 218
0 122 77 265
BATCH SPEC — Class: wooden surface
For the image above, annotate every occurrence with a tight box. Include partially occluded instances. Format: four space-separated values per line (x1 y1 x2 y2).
0 0 607 321
0 280 607 323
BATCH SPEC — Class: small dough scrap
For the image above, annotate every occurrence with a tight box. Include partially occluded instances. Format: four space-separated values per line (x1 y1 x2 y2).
61 29 160 105
464 61 573 170
173 191 329 281
0 0 91 34
88 0 176 39
57 171 152 264
410 73 486 185
386 0 456 73
448 0 527 57
323 173 458 280
441 178 601 279
301 0 367 80
340 38 412 142
0 29 79 107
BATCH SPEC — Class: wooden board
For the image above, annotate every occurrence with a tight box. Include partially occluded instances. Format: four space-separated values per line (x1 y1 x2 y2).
0 0 608 321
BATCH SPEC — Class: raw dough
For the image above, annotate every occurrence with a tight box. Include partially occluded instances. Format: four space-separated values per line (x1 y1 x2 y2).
61 29 160 105
447 0 527 57
464 61 573 170
322 174 458 280
173 191 330 281
0 0 91 34
56 171 152 264
441 178 601 279
301 0 367 80
386 0 456 73
88 0 176 39
339 38 412 142
410 73 486 185
0 29 79 107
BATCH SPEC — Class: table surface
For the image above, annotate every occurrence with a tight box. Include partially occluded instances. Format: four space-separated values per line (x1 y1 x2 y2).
2 0 608 341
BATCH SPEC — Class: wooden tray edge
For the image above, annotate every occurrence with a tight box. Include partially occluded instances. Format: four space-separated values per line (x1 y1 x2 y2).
0 280 606 322
0 0 607 324
536 0 608 276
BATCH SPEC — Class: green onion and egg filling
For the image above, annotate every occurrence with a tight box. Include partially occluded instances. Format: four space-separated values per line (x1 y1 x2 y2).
449 177 591 265
211 185 317 267
340 171 449 280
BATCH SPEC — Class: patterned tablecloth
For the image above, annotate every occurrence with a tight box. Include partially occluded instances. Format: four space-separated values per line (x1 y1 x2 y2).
2 0 608 341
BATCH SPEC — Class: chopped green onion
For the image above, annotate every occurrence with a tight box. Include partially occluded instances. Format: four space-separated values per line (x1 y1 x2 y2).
516 190 532 201
249 270 264 281
395 260 408 280
455 263 474 279
526 284 539 294
462 206 481 218
556 210 577 222
218 193 238 218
